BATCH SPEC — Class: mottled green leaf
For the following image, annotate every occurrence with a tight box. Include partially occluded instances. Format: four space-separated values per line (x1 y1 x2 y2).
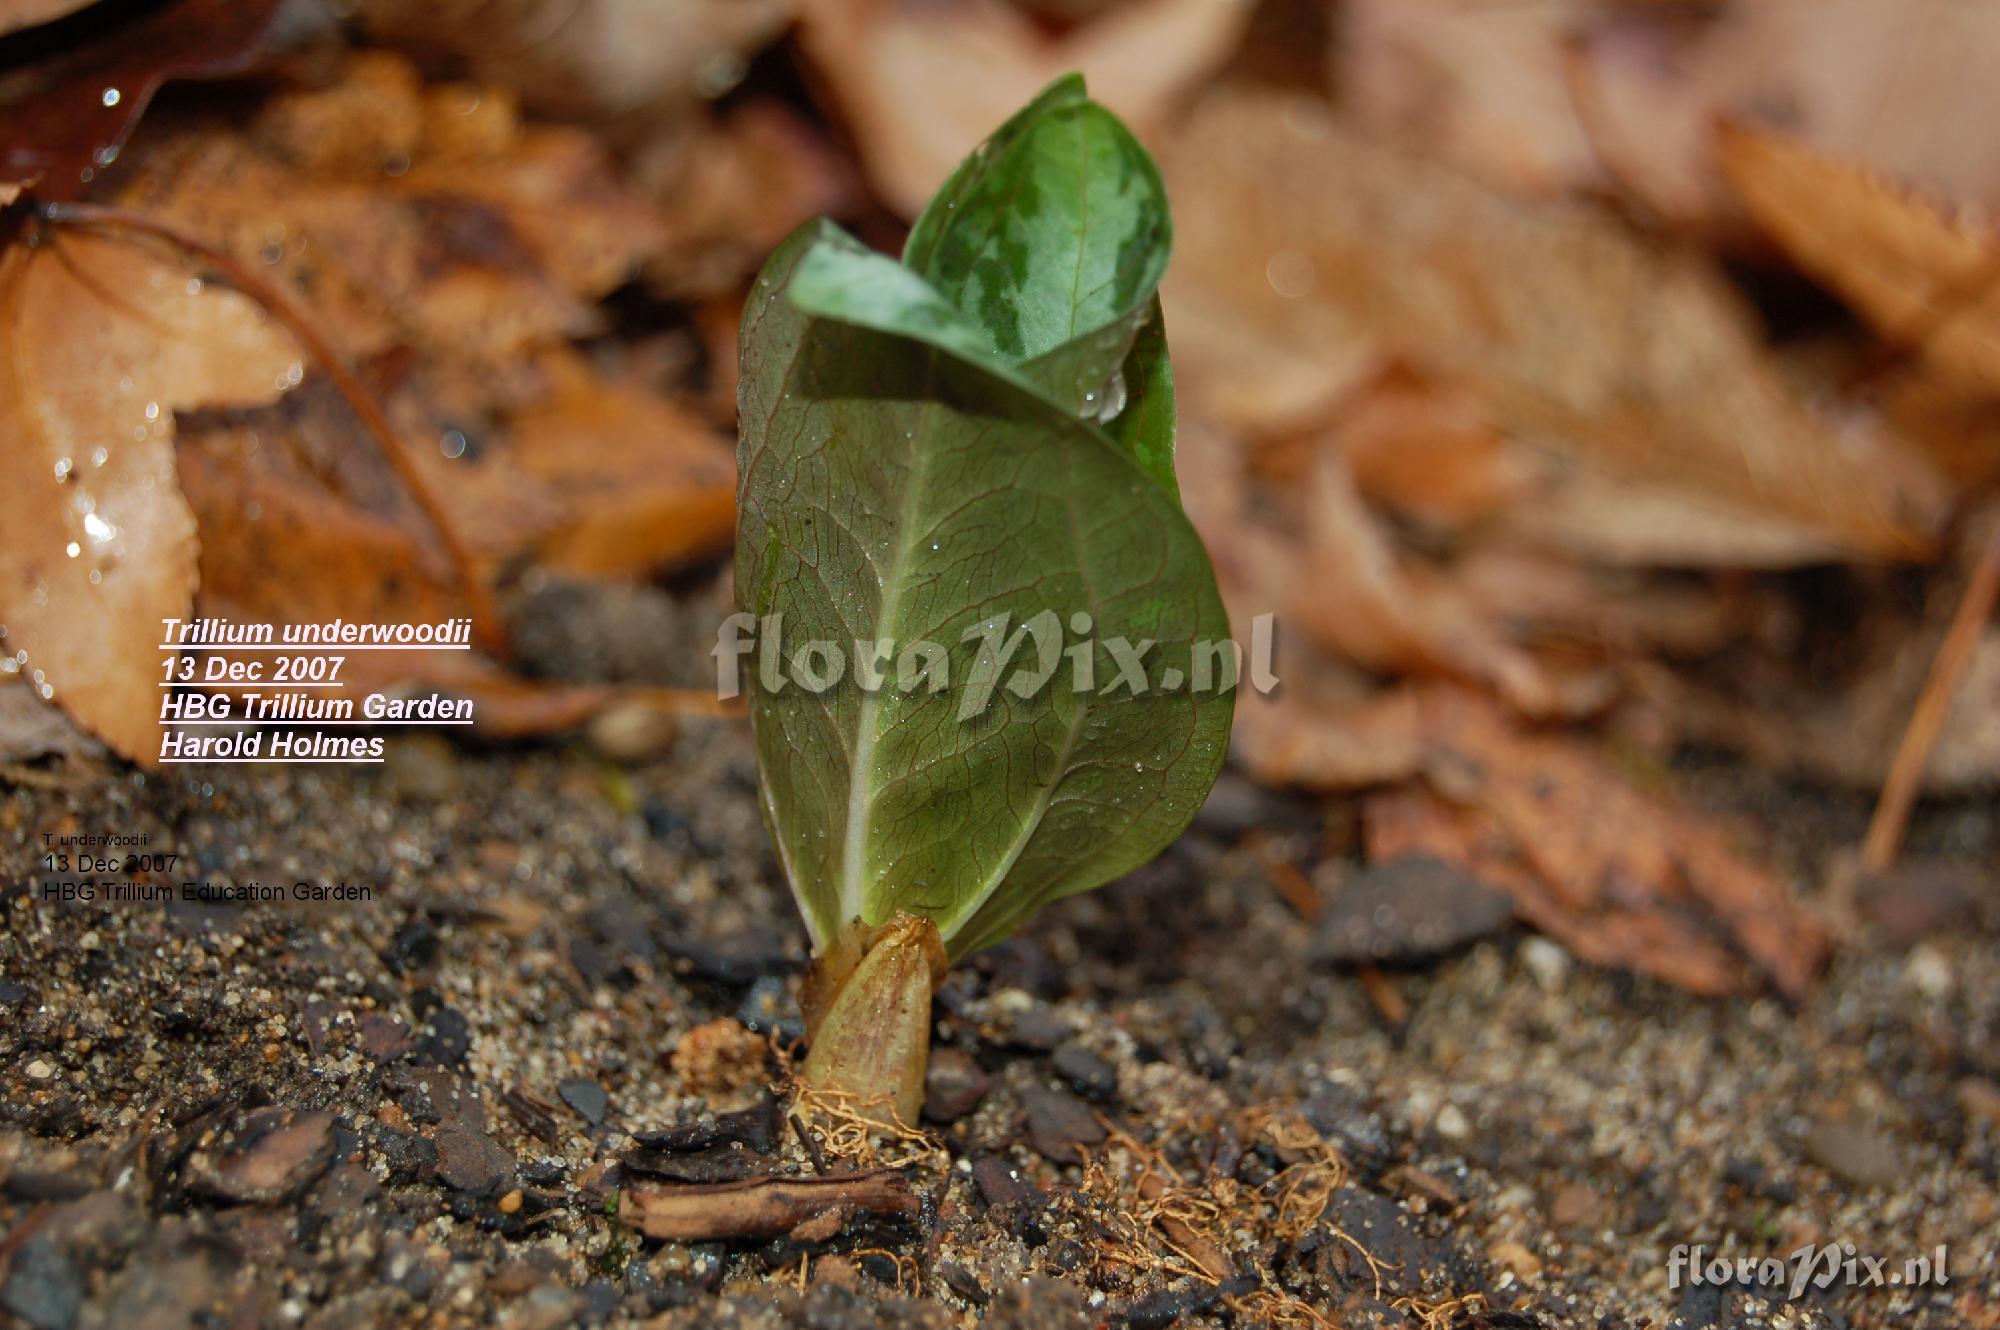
904 75 1167 360
787 225 1178 497
736 78 1227 960
786 226 1044 399
903 73 1175 490
738 246 1229 954
1094 297 1177 499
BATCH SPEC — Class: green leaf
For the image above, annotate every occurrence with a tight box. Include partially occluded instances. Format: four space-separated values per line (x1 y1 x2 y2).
903 73 1175 484
736 77 1229 961
1095 297 1178 499
786 226 1178 496
786 224 1045 400
738 242 1230 956
904 75 1168 365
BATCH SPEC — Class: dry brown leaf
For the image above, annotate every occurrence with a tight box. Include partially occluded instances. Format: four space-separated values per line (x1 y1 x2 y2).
173 352 730 607
1358 689 1825 999
1161 90 1948 562
115 52 661 370
1338 0 1605 198
502 351 737 579
0 0 91 36
1577 0 2000 225
1491 463 1871 569
0 233 300 766
1328 370 1859 568
797 0 1253 215
1233 685 1427 793
0 676 105 762
635 103 860 299
0 0 282 201
1717 123 2000 398
354 0 792 125
1457 547 1746 664
177 441 466 680
1682 620 2000 798
1293 453 1593 718
1333 378 1538 532
178 443 723 738
1877 376 2000 494
178 438 515 723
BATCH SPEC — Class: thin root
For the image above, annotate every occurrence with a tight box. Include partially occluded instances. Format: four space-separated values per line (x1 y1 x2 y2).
787 1080 949 1174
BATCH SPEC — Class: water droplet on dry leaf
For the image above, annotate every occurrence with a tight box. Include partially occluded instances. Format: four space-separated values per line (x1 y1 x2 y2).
1265 249 1314 299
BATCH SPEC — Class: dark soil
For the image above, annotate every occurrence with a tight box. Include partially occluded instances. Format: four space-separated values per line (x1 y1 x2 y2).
4 710 1998 1330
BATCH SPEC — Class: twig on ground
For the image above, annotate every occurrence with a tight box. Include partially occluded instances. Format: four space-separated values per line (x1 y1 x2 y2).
1863 521 2000 875
619 1169 919 1241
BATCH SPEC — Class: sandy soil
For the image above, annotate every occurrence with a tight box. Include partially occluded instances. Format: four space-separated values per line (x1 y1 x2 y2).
3 707 1996 1330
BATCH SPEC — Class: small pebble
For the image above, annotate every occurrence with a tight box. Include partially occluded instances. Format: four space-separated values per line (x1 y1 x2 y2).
1434 1104 1471 1141
1803 1117 1903 1190
1549 1182 1601 1228
923 1048 990 1123
184 1108 336 1203
1489 1239 1543 1279
557 1078 609 1126
587 701 678 765
1309 856 1514 964
1905 943 1953 999
734 975 804 1041
434 1123 514 1195
1957 1077 2000 1127
1519 937 1572 991
1021 1086 1107 1164
971 1156 1037 1210
1001 1003 1069 1052
1051 1042 1118 1101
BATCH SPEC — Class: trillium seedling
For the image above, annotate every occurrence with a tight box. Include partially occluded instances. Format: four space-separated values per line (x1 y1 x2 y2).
736 75 1234 1122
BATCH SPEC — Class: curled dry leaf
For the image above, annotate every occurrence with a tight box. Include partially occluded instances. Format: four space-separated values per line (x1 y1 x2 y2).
1161 90 1949 563
117 53 731 585
1293 452 1595 719
353 0 791 125
1337 0 2000 230
1288 366 1858 571
0 232 301 766
1358 688 1825 999
176 438 466 699
1333 376 1537 534
1681 616 2000 798
619 1169 919 1242
1717 123 2000 400
796 0 1254 214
